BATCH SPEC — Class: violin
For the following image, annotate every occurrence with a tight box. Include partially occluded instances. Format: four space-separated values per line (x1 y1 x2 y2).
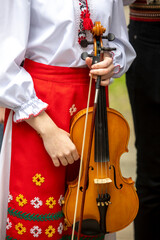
62 22 139 239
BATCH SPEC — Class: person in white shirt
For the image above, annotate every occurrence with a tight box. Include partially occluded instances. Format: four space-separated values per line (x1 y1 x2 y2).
0 0 135 239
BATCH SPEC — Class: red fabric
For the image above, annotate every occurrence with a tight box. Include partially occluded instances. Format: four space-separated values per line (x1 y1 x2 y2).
6 59 108 239
130 16 160 22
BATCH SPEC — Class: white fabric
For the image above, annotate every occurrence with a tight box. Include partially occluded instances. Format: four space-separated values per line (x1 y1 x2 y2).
0 112 12 238
0 0 136 122
105 233 116 240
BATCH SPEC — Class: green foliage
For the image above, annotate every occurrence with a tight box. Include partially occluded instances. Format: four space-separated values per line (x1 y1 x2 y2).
109 74 131 116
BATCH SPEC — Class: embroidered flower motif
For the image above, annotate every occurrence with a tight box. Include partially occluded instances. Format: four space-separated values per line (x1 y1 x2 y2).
6 218 12 230
78 0 93 44
16 194 27 207
32 173 45 186
31 197 43 209
69 104 77 116
58 195 64 206
8 193 13 203
57 222 63 235
30 226 42 237
80 9 93 30
45 225 55 238
15 223 26 235
46 197 56 209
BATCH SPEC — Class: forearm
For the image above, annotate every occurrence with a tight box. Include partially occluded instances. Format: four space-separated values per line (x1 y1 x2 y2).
25 111 58 137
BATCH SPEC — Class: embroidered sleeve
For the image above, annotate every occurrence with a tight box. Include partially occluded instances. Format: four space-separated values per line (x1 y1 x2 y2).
0 0 48 122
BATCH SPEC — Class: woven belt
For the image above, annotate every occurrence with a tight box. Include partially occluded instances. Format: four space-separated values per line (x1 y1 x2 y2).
130 1 160 21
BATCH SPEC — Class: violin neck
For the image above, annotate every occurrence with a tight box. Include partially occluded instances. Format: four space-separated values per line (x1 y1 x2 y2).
95 86 110 163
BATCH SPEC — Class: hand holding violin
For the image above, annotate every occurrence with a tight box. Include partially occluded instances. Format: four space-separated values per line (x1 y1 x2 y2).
86 55 115 86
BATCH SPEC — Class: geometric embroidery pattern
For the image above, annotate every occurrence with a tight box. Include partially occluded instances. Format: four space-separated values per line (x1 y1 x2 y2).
69 104 77 116
8 207 64 222
32 173 45 186
46 197 56 209
6 218 12 230
8 193 13 203
31 197 43 209
57 222 64 235
45 225 55 237
58 195 64 206
6 237 18 240
15 222 26 235
30 226 42 237
16 194 27 207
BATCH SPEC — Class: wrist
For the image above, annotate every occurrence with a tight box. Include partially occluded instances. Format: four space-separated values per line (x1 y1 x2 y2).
25 111 57 136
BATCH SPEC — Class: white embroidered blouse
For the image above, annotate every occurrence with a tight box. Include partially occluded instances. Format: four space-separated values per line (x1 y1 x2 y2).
0 0 136 122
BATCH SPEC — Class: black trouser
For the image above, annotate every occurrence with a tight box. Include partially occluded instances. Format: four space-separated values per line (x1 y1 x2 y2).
126 20 160 240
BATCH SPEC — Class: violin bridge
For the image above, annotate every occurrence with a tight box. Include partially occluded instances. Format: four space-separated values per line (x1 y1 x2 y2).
94 178 112 184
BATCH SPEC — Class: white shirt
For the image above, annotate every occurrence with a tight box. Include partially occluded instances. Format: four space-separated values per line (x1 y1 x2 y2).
0 0 136 122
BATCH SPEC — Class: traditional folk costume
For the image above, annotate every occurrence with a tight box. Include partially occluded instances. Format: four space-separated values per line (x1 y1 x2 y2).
126 1 160 240
0 0 135 239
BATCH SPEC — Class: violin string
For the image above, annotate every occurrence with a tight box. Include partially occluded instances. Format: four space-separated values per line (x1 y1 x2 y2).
96 123 99 197
71 74 93 240
100 90 103 197
105 91 109 196
96 96 99 197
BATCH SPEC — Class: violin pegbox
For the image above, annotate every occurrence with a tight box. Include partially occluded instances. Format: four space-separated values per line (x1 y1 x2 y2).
80 21 116 62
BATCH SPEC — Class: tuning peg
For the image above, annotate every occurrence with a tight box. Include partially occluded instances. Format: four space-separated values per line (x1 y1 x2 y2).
102 33 115 41
81 52 94 60
80 39 94 48
102 47 116 52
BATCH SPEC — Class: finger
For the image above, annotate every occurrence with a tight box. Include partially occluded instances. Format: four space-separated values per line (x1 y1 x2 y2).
90 64 115 77
52 157 60 167
85 57 93 69
58 155 68 166
71 149 79 161
65 153 75 164
100 79 110 87
100 69 115 81
91 57 113 69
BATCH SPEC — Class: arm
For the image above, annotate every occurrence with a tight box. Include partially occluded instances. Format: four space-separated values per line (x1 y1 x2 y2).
0 0 47 123
26 111 79 167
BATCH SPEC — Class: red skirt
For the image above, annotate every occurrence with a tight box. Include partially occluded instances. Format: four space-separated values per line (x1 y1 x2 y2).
6 59 108 239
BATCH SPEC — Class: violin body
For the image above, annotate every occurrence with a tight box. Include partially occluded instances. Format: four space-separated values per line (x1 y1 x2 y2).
63 106 139 233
